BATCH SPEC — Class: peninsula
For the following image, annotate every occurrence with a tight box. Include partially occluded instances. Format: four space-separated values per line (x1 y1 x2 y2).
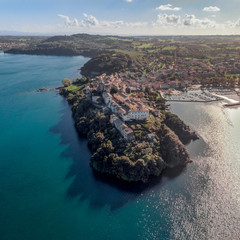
59 53 198 182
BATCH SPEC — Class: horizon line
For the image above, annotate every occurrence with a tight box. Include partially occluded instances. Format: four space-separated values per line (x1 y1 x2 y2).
1 31 240 38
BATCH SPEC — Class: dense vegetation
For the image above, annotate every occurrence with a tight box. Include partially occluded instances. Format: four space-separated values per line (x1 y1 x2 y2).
81 52 140 77
164 112 198 144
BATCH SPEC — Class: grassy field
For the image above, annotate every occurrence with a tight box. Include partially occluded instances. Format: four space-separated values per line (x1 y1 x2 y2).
110 48 143 56
66 84 84 92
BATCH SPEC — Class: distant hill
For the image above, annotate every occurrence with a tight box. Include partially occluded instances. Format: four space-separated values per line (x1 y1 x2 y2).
81 52 141 77
4 33 240 62
0 30 51 36
4 33 129 57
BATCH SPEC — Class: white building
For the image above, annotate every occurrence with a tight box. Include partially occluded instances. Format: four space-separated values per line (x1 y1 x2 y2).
102 92 112 105
110 114 135 141
122 110 149 121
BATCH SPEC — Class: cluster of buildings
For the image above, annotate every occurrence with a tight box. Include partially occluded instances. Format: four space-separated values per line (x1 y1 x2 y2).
0 42 27 51
85 54 240 99
84 54 240 141
110 114 135 141
102 91 149 122
133 54 240 89
85 73 150 141
215 58 240 74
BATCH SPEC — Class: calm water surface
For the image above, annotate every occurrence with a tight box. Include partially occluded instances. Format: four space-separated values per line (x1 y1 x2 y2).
0 52 239 240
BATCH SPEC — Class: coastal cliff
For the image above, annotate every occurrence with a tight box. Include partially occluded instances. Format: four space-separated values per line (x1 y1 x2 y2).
164 112 199 144
59 78 198 183
160 124 191 167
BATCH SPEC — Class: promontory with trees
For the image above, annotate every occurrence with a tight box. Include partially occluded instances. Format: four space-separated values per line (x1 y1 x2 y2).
59 56 198 182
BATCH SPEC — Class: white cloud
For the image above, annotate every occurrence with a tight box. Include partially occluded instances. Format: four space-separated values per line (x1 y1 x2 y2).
127 22 147 27
58 14 79 27
153 14 181 27
153 13 216 29
126 0 133 2
58 13 99 28
225 19 240 29
183 14 216 28
58 14 71 25
203 6 220 12
156 4 181 11
58 13 147 31
56 12 240 35
82 13 99 27
234 19 240 28
102 20 124 28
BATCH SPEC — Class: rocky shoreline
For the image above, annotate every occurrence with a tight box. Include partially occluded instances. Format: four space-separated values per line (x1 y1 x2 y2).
59 79 198 183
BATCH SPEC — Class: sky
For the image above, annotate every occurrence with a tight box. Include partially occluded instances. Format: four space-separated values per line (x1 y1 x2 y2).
1 0 240 35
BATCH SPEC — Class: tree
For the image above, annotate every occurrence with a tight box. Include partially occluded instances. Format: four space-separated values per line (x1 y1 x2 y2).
62 78 71 87
126 87 131 94
145 86 150 94
110 86 119 94
139 92 145 98
67 93 74 102
89 131 105 151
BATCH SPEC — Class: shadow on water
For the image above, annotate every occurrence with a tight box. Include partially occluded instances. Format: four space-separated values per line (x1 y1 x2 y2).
50 97 191 210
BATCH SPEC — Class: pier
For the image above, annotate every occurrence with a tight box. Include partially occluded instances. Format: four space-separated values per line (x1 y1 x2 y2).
167 99 221 103
224 102 240 107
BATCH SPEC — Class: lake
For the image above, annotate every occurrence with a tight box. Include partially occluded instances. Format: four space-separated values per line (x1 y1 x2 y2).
0 52 239 240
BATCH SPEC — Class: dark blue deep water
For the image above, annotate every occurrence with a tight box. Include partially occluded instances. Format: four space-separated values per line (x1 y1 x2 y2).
0 52 240 240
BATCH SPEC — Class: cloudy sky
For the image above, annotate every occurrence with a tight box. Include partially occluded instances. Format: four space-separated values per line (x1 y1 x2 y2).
1 0 240 35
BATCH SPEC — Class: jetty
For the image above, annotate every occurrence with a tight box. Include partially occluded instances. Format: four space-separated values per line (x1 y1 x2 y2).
167 99 221 103
224 102 240 107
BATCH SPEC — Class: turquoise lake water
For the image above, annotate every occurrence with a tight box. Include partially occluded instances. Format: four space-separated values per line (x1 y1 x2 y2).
0 52 240 240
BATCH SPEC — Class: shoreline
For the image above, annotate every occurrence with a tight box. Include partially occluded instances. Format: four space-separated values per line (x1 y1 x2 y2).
224 102 240 107
166 99 221 103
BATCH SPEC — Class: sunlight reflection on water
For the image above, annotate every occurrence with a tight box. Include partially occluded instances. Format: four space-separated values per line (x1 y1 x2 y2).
165 102 240 239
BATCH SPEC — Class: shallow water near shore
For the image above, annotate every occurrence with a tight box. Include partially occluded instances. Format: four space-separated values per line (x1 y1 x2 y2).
0 52 240 240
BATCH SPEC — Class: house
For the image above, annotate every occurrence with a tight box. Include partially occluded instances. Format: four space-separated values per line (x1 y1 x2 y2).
110 114 119 124
122 109 149 121
112 93 149 122
110 114 135 141
98 82 104 92
147 133 156 142
160 82 170 89
151 109 160 117
109 100 126 117
102 92 112 105
84 86 92 100
91 95 103 105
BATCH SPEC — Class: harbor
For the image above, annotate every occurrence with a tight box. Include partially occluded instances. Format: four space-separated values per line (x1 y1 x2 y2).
161 88 240 107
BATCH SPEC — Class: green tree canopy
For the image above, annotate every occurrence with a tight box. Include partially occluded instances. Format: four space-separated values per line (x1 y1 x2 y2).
62 78 71 87
110 86 119 94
